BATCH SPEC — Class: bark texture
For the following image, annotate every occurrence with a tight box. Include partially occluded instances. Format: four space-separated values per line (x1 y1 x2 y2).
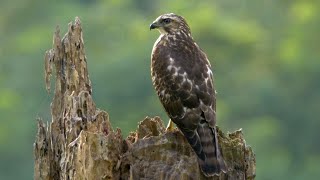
34 17 256 180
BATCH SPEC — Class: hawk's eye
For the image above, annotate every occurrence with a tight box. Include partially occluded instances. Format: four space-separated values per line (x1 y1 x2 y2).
163 18 171 24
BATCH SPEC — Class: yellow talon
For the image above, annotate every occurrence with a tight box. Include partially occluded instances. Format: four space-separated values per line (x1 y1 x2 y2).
166 119 175 132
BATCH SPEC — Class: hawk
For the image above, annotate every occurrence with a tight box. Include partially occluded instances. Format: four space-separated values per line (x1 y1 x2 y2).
150 13 227 176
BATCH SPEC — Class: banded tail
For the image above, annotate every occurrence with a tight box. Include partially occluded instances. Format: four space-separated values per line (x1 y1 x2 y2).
181 123 227 176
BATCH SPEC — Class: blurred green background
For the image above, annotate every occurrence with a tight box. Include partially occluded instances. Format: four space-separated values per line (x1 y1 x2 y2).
0 0 319 179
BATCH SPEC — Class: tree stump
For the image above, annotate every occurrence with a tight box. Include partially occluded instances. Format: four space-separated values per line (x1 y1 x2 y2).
34 17 256 180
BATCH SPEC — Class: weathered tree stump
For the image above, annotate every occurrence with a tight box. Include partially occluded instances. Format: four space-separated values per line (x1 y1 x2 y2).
34 17 256 180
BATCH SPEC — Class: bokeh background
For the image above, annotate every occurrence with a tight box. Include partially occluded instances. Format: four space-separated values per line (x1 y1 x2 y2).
0 0 319 179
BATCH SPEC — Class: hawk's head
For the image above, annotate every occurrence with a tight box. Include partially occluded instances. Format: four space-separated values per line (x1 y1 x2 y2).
150 13 191 35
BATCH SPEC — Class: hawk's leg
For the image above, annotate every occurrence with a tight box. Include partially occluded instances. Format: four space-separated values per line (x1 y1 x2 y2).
166 119 175 132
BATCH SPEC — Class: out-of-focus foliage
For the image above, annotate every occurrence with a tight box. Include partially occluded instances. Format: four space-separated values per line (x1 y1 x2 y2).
0 0 319 179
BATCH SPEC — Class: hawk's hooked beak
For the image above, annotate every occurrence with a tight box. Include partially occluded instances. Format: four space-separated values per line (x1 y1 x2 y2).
150 22 160 30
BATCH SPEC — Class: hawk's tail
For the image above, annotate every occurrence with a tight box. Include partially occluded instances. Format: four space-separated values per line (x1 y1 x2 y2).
182 124 227 176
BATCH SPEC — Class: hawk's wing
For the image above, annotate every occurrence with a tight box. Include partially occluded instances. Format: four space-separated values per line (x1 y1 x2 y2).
155 43 215 127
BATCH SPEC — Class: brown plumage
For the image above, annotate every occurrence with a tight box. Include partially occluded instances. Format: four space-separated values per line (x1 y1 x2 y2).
150 13 227 176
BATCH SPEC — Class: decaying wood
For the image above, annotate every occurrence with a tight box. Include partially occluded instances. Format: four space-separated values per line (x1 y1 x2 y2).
34 17 256 180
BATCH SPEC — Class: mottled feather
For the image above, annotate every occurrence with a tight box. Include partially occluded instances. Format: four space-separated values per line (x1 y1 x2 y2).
150 13 227 176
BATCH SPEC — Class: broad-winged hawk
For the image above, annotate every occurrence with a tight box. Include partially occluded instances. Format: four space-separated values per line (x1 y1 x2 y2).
150 13 227 176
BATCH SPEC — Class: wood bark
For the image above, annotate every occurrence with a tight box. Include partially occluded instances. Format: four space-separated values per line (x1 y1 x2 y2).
34 17 256 180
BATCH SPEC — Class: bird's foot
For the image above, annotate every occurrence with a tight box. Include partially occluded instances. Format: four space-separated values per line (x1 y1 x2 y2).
165 119 175 132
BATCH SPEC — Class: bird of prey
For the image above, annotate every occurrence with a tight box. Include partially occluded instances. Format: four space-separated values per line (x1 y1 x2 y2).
150 13 227 176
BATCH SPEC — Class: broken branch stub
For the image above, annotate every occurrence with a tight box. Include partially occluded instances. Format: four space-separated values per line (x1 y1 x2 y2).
34 17 256 180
